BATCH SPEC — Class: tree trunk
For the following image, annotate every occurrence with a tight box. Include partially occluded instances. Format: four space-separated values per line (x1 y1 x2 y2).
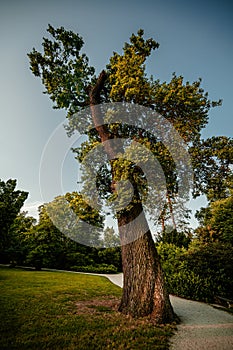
118 200 175 323
89 70 176 324
159 206 166 233
166 192 177 231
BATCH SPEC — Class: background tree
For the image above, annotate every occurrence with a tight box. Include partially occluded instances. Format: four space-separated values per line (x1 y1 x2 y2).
43 193 103 247
26 196 103 270
7 211 36 266
0 179 28 262
208 195 233 244
102 226 120 248
25 205 67 270
156 226 191 248
193 137 233 243
28 26 220 323
157 197 192 244
195 191 233 244
190 136 233 201
97 226 122 272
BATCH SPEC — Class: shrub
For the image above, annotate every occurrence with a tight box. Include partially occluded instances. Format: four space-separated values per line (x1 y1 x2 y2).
165 268 215 302
98 247 122 271
66 252 95 267
70 264 118 274
26 247 46 270
157 241 233 302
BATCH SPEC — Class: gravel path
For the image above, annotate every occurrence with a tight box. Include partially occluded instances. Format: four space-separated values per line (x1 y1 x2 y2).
169 295 233 350
101 273 233 350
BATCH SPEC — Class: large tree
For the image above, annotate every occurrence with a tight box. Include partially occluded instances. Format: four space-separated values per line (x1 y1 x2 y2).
7 211 36 266
192 136 233 243
28 26 220 323
45 193 103 247
190 136 233 201
0 179 28 260
195 183 233 244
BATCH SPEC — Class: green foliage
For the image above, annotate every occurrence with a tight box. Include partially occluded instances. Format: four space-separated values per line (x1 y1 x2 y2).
168 269 215 301
107 29 159 105
26 246 46 270
156 227 191 248
28 26 221 229
190 136 233 200
28 24 95 116
98 247 122 271
207 195 233 244
195 190 233 244
156 242 186 274
0 179 28 261
70 264 118 274
152 76 221 143
7 212 36 266
25 205 67 269
157 241 233 302
20 203 120 272
44 193 103 247
65 191 103 228
102 226 120 247
66 251 95 267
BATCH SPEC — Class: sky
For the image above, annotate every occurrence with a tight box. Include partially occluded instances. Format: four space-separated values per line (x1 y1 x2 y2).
0 0 232 227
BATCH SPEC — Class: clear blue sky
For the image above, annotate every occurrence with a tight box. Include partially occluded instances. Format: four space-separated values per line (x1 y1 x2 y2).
0 0 232 225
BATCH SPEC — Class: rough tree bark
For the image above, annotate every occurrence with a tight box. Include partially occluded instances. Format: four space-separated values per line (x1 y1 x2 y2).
118 194 175 323
89 70 176 324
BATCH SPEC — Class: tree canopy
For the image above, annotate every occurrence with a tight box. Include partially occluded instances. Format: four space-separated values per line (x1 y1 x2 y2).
28 25 224 227
0 179 28 254
28 25 227 323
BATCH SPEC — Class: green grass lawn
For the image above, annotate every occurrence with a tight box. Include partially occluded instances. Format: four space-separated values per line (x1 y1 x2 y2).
0 267 174 349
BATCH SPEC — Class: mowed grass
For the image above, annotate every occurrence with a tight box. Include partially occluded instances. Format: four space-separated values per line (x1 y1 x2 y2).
0 267 174 349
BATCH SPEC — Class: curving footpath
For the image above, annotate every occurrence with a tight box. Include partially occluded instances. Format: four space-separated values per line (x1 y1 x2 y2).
169 295 233 350
101 273 233 350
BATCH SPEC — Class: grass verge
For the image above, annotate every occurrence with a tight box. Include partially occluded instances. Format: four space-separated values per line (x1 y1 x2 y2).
0 267 174 349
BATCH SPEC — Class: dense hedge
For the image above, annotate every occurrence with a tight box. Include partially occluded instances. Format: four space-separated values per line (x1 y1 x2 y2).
157 241 233 302
70 264 118 274
23 243 121 273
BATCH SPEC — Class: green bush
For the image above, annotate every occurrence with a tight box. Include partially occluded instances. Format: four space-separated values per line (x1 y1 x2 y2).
165 268 215 302
65 251 95 267
182 242 233 301
157 241 233 302
70 264 118 274
26 246 46 270
98 247 122 271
